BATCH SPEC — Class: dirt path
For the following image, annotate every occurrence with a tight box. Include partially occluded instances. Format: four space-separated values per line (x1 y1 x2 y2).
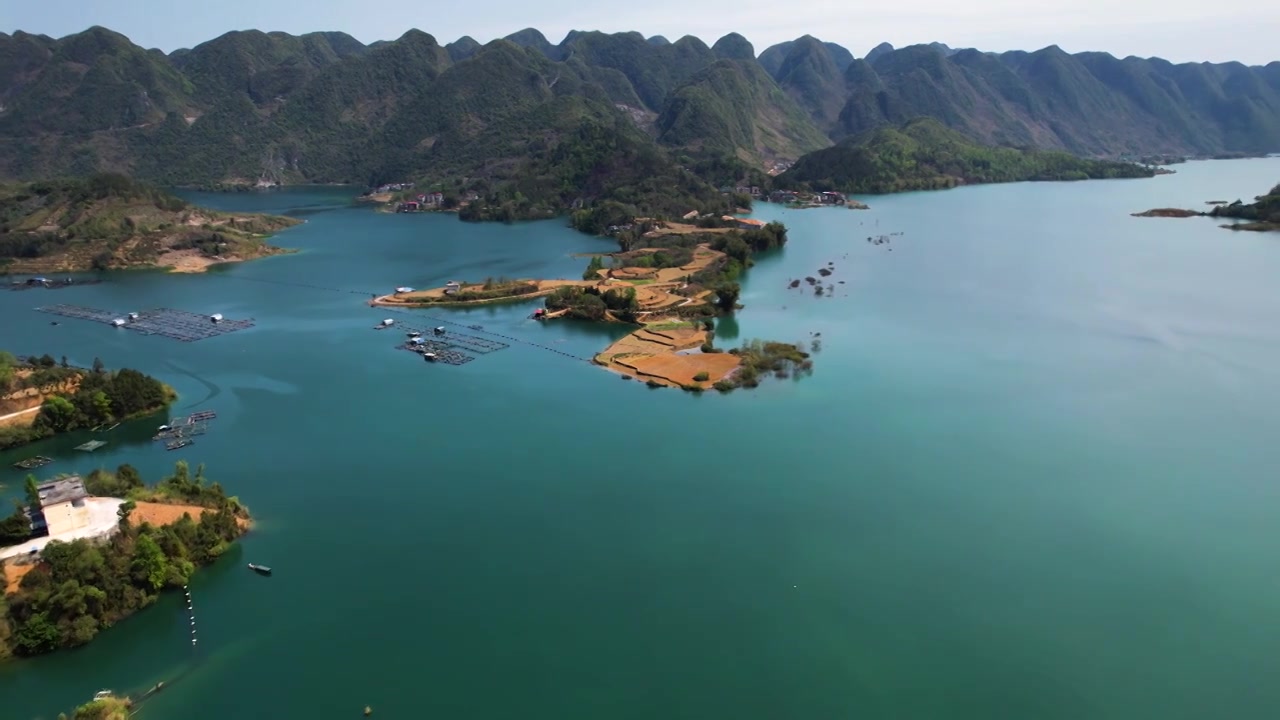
3 561 35 595
0 406 40 428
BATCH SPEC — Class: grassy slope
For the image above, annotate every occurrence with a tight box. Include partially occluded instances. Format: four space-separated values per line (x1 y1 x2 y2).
657 59 831 165
0 174 300 272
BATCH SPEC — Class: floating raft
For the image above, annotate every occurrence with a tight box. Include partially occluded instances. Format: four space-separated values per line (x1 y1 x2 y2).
397 326 507 361
166 438 193 451
153 410 217 442
153 423 208 441
168 412 215 425
74 440 108 452
36 305 254 342
5 278 103 291
12 455 53 470
398 340 473 365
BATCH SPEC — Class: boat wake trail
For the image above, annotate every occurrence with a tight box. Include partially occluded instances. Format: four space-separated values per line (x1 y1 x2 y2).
164 361 222 408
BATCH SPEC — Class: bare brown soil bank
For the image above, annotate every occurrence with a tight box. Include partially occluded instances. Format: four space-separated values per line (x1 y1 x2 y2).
594 322 739 389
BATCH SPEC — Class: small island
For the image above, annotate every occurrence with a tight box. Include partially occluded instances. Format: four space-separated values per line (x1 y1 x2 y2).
61 692 132 720
61 693 133 720
0 174 301 274
378 218 815 392
1133 182 1280 231
0 351 174 451
0 461 250 660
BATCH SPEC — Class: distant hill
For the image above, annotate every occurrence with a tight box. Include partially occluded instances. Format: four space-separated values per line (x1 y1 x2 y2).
778 118 1154 193
0 174 299 273
0 25 1276 221
832 44 1280 155
758 35 854 77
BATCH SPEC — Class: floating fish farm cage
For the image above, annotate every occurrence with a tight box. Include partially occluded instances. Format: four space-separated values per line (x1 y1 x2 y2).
36 305 254 342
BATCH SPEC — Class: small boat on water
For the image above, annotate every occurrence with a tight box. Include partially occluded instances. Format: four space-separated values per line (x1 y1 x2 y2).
166 438 193 451
248 563 272 576
92 690 114 701
424 352 438 362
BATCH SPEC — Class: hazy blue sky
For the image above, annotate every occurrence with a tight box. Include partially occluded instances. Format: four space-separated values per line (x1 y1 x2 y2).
4 0 1277 65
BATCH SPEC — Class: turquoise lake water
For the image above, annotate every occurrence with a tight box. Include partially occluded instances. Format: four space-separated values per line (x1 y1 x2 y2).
2 159 1279 719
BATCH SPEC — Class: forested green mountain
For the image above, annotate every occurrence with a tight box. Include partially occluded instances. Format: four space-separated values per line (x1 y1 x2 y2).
0 25 1276 222
657 55 830 164
798 44 1280 156
778 118 1155 193
758 37 854 78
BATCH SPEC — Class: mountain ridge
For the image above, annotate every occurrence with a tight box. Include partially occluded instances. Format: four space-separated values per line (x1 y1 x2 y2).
0 25 1275 202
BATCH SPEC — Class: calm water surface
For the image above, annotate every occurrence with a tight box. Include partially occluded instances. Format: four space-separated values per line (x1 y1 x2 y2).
2 161 1280 719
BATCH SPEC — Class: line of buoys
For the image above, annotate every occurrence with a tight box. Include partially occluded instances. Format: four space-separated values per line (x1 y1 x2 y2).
221 275 357 295
185 585 197 647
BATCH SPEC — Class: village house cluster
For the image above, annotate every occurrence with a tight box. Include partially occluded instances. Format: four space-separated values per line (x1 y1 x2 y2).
767 190 847 206
396 190 480 213
375 182 414 193
715 184 848 206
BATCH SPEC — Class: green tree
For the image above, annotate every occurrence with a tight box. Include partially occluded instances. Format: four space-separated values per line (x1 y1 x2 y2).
714 282 741 311
0 351 16 387
116 464 142 490
36 395 78 432
90 390 113 422
91 357 104 374
583 255 605 280
13 612 62 654
0 502 31 544
25 475 41 510
130 534 168 591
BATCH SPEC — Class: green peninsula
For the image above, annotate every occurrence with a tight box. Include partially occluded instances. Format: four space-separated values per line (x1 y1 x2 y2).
0 352 174 451
0 174 300 274
777 118 1155 193
0 462 250 660
380 218 815 392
